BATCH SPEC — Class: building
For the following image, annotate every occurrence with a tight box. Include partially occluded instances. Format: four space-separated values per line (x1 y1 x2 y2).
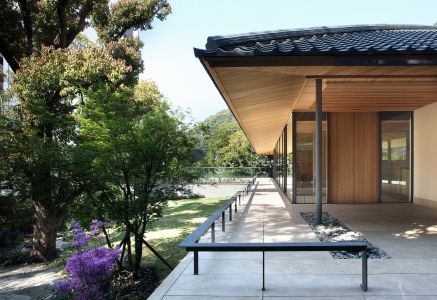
194 24 437 221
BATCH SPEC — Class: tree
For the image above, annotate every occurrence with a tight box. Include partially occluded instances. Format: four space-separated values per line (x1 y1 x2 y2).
76 80 196 278
204 122 260 168
0 46 129 260
0 0 170 72
0 0 171 261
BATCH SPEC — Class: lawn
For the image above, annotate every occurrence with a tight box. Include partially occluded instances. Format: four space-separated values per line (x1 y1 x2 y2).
139 196 229 279
49 196 229 281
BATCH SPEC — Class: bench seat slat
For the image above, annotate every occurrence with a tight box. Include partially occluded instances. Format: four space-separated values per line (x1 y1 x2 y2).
183 241 367 252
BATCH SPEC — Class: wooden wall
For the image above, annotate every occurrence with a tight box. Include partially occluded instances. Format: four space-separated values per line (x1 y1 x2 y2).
328 112 379 203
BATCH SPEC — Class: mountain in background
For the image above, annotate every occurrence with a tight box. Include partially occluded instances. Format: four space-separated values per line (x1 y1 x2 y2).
202 109 237 129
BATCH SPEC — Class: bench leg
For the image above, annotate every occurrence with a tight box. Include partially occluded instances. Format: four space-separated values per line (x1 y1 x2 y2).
211 222 215 243
194 251 199 275
361 249 368 291
262 251 265 291
222 212 225 232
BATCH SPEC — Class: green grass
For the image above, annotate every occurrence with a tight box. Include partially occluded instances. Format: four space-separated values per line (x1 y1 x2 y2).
142 197 229 279
51 197 229 280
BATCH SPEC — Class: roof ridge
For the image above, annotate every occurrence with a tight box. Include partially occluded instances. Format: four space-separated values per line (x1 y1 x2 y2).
206 24 437 50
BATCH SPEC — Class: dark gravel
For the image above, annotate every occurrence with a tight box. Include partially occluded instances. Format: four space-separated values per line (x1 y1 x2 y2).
301 212 389 259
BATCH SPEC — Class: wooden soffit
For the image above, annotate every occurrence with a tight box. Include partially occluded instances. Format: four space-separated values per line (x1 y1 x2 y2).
203 59 437 154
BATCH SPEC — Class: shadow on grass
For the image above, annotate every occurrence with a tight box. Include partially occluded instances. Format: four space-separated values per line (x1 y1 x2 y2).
142 197 229 280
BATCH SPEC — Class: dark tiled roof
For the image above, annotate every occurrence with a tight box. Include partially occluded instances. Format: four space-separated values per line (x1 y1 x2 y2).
195 25 437 57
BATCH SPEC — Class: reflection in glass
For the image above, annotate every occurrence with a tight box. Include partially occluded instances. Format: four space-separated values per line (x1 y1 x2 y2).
294 113 328 204
381 113 411 202
286 119 293 200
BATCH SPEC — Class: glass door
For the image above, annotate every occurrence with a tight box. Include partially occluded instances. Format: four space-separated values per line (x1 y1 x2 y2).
380 112 412 202
294 113 328 204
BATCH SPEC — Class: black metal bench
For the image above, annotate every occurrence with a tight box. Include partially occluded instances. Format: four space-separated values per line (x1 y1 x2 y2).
181 241 368 291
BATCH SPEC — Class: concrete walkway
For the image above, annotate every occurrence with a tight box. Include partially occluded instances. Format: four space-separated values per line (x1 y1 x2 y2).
149 178 437 300
0 264 60 300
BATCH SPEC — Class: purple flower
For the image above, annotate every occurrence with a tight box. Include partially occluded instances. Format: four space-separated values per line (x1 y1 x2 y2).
90 219 105 236
57 220 121 299
70 220 93 249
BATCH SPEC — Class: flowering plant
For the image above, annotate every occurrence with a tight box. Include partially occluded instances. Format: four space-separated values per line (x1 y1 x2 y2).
56 220 121 300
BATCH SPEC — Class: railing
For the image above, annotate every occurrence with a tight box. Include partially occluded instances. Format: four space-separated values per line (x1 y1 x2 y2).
179 177 368 292
185 167 270 183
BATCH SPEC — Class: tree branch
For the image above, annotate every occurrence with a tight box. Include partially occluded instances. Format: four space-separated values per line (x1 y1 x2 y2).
0 37 20 72
56 0 68 47
18 0 33 55
64 0 94 47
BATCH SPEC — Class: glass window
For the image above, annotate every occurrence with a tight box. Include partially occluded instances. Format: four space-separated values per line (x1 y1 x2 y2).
286 118 293 200
380 112 411 203
294 113 328 204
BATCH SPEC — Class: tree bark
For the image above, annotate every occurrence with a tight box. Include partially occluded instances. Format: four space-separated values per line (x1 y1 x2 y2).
126 231 133 271
31 201 65 260
133 233 143 279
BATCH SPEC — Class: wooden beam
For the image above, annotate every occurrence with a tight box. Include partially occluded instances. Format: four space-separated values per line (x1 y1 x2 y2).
307 75 437 79
205 55 437 68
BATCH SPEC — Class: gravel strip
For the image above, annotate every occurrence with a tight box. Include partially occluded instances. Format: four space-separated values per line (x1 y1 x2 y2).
301 212 389 259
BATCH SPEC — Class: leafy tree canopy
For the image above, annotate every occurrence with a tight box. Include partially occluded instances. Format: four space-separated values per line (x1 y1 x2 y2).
193 109 264 168
0 0 170 72
0 0 172 261
72 80 196 277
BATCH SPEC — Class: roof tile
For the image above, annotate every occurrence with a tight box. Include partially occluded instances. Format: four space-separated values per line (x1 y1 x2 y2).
196 25 437 57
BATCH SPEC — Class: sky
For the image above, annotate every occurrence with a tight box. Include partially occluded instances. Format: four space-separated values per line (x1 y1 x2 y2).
117 0 437 121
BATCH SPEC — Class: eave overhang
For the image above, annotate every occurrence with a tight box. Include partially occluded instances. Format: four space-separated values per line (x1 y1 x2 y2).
195 25 437 154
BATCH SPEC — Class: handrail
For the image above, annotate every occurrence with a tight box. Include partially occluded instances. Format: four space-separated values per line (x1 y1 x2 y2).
180 176 256 245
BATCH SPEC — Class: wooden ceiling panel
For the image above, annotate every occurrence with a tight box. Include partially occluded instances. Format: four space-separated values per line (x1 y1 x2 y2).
319 81 437 111
212 66 305 154
205 63 437 154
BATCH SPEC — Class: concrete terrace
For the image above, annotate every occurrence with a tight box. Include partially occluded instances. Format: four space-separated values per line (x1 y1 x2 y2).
149 178 437 300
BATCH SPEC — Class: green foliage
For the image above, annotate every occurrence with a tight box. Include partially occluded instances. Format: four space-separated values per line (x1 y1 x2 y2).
0 0 173 260
93 0 171 42
194 109 263 168
72 80 197 277
0 0 171 72
204 122 259 167
202 109 237 129
0 46 130 259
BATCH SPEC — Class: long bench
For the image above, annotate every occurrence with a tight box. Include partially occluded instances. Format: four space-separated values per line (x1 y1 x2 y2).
181 241 368 291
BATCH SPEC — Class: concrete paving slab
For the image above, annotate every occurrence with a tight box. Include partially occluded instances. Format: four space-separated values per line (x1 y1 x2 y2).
166 274 263 297
264 297 365 300
364 296 437 300
163 296 261 300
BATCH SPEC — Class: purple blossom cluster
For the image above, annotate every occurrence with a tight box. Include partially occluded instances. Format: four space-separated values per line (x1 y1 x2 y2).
56 220 121 300
90 220 106 236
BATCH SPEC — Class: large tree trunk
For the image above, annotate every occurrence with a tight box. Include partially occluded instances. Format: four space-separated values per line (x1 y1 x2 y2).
31 166 66 261
31 200 65 261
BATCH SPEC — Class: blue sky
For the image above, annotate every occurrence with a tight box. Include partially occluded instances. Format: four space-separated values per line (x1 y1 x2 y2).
134 0 437 121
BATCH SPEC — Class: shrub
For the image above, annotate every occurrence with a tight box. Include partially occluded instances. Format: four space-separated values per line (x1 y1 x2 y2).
55 220 121 300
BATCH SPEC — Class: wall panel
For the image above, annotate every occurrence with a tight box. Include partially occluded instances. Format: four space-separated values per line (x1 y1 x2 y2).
328 113 354 203
328 112 379 203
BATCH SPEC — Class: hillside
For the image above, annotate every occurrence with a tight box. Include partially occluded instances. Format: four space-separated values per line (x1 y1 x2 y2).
202 109 237 129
